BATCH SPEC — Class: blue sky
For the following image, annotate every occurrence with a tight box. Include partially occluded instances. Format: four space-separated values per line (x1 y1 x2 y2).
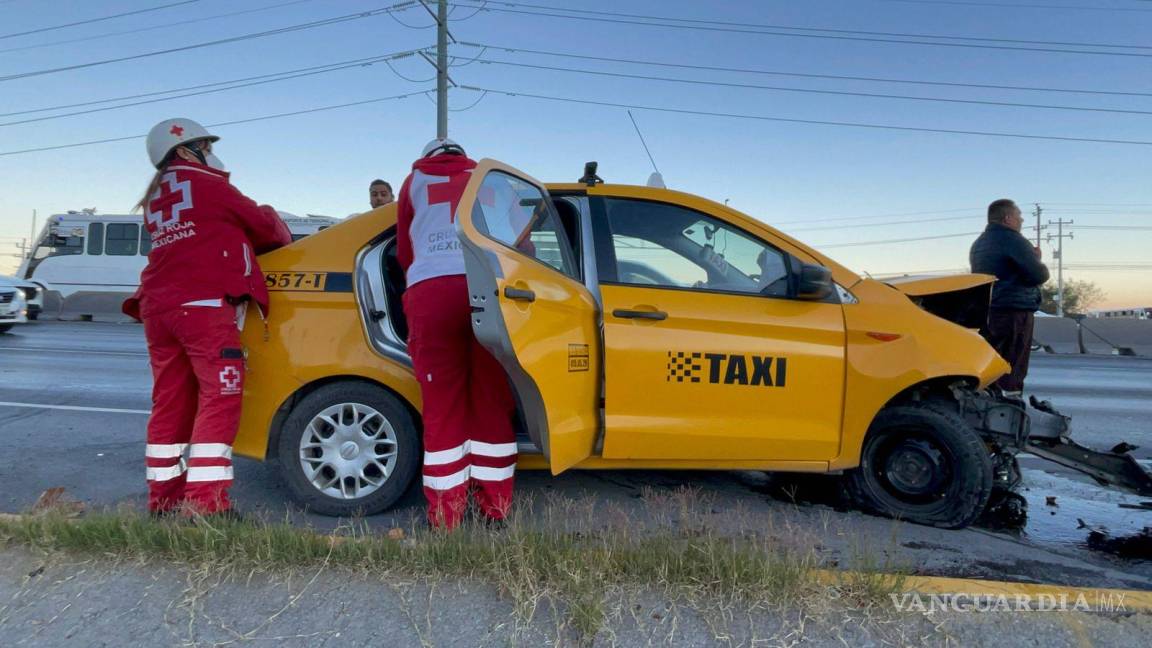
1 0 1149 307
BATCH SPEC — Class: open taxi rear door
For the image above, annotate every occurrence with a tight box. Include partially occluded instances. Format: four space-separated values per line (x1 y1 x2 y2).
454 159 601 474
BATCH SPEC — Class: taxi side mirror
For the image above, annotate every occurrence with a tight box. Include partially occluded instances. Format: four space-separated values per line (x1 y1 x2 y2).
796 263 834 301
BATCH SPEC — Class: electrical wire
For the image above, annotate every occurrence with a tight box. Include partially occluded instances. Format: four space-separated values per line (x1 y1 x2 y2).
0 0 325 55
0 1 418 83
386 57 437 82
1 51 418 117
448 1 1152 57
449 45 488 67
0 0 200 40
816 232 982 248
774 207 983 226
0 90 431 157
0 51 422 128
879 0 1152 12
449 0 488 20
471 58 1152 118
461 85 1152 146
785 214 974 232
461 41 1152 99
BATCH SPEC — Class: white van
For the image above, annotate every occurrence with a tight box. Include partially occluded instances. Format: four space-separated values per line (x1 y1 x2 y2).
16 210 339 320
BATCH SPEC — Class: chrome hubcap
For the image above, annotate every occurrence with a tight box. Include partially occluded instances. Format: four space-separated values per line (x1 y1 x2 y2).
299 402 398 500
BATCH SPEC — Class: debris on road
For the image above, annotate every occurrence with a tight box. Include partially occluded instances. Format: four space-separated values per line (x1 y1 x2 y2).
1086 527 1152 560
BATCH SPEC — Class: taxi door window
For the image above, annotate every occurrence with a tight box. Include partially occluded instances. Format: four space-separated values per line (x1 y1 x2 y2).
471 171 579 279
601 198 791 297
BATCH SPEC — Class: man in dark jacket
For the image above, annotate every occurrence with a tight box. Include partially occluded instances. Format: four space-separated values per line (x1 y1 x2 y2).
970 199 1050 397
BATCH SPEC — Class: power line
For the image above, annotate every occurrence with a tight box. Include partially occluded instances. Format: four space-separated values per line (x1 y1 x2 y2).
0 90 431 157
457 0 1152 50
0 0 325 55
1 51 416 118
461 85 1152 146
0 2 418 83
449 1 1152 58
462 41 1152 99
785 214 974 232
0 50 423 128
816 231 981 248
471 57 1152 118
0 0 200 40
878 0 1152 12
1075 225 1152 230
774 207 982 226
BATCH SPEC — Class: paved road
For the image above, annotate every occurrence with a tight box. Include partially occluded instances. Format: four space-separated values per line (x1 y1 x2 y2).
2 321 1151 589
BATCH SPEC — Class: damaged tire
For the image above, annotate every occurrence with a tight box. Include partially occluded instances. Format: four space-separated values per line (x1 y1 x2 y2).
846 403 993 529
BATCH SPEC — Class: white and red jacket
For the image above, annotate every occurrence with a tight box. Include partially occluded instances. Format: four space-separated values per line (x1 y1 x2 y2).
123 161 292 320
395 153 478 287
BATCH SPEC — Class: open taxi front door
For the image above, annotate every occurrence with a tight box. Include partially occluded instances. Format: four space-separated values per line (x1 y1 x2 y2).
454 159 602 474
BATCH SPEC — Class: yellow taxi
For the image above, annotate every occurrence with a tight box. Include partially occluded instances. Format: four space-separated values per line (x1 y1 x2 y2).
237 159 1024 529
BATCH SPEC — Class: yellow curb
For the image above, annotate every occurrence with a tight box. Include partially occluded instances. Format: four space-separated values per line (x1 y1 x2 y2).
818 570 1152 612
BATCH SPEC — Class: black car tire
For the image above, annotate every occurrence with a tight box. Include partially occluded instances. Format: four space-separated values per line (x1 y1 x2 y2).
277 381 420 517
0 324 12 334
845 403 993 529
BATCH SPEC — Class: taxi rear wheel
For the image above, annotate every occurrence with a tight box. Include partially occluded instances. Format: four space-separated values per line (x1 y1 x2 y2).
277 382 420 517
845 403 993 529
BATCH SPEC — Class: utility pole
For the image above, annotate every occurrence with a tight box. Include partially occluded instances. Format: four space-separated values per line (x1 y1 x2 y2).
1047 218 1074 317
1032 203 1046 248
436 0 448 139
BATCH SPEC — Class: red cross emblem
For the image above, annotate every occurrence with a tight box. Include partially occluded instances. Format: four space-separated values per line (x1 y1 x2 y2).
146 173 192 230
219 366 242 393
169 124 184 137
426 174 472 222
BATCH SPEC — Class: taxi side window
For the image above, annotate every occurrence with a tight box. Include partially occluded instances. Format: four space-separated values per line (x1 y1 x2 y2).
601 198 791 297
471 171 579 280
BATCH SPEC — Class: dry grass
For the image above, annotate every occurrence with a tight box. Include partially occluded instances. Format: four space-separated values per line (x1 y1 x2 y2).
0 488 908 642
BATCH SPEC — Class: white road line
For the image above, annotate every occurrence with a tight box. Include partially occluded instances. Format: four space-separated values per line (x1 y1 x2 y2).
0 347 147 357
0 401 150 415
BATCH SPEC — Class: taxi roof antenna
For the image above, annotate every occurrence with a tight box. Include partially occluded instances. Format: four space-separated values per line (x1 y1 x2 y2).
628 110 664 189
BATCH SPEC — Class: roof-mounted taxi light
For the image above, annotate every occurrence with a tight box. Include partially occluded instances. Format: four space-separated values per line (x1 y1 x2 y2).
579 161 603 187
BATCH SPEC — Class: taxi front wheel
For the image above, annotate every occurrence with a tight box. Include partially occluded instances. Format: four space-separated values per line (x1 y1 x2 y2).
845 403 993 529
277 382 420 517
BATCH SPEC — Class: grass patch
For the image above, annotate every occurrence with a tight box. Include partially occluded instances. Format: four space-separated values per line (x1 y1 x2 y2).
0 494 906 642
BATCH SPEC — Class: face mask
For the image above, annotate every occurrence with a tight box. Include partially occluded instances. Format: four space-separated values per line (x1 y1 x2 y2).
204 152 226 171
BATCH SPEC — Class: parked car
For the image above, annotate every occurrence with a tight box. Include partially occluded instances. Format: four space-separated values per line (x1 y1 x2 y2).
229 159 1148 528
0 275 29 333
1 275 42 320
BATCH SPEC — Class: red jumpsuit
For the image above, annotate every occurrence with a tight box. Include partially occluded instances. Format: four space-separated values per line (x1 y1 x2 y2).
123 160 291 515
396 153 518 529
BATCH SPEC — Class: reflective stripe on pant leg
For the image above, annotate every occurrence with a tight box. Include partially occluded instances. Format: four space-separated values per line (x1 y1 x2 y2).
188 443 233 460
423 441 469 467
145 443 188 459
146 458 187 482
186 465 234 482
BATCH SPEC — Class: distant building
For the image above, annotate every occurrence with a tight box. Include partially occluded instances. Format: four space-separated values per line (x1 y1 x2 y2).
1088 307 1151 320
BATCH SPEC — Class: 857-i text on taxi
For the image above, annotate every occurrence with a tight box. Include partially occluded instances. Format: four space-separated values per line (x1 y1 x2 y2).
236 160 1148 529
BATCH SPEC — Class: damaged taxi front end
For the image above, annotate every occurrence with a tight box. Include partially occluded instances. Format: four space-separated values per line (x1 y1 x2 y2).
882 273 1152 498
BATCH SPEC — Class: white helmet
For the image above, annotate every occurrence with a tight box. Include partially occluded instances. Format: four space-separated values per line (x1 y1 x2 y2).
421 137 465 158
146 118 219 168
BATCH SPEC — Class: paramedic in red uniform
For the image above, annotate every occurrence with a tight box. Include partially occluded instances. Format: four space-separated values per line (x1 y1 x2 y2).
123 118 292 518
396 138 518 529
